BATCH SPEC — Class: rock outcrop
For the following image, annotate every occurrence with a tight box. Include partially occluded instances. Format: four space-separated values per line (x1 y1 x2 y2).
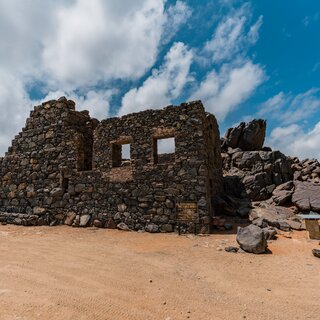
292 181 320 211
222 149 292 201
219 118 320 237
222 119 266 151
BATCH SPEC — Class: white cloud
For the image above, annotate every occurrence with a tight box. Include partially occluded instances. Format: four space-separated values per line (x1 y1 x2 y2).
203 3 263 63
191 61 265 121
259 89 320 125
0 70 33 155
42 0 167 89
190 2 265 121
161 1 192 44
118 42 193 116
258 91 288 115
0 0 191 89
268 122 320 160
0 0 66 77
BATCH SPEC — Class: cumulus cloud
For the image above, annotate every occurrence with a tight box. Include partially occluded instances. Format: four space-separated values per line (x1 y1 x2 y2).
118 42 193 116
203 3 263 63
259 89 320 124
268 122 320 160
0 0 65 77
191 61 265 121
161 1 192 44
190 2 265 121
0 70 33 154
42 0 169 89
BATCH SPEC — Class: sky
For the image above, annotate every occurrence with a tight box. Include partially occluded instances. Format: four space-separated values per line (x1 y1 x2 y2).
0 0 320 160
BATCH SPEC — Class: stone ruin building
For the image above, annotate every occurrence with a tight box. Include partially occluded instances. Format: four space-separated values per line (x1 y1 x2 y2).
0 97 223 233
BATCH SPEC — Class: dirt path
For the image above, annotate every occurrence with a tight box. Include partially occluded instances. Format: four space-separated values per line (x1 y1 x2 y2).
0 225 319 320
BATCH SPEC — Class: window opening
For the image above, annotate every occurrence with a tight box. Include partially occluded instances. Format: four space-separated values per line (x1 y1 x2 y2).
153 137 175 164
112 143 131 167
77 133 93 171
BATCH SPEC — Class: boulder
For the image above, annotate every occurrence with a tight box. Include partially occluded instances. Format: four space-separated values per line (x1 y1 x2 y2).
236 224 267 254
271 187 293 206
93 219 102 228
249 203 301 231
79 214 90 227
312 249 320 258
50 187 63 199
223 119 266 151
64 211 76 226
117 222 131 231
145 223 159 233
105 218 117 229
292 181 320 211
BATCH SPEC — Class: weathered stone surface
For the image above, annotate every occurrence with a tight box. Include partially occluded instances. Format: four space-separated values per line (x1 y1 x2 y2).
145 223 159 233
223 119 266 151
222 149 293 201
50 188 63 199
117 222 131 231
272 188 293 206
79 214 90 227
249 203 301 231
93 219 102 228
291 157 320 184
33 207 45 216
292 181 320 212
236 224 267 254
262 227 277 240
105 218 117 229
64 212 76 226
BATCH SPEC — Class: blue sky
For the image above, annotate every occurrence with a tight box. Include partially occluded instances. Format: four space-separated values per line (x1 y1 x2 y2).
0 0 319 159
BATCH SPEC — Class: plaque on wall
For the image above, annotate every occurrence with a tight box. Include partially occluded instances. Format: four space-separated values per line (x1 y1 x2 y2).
176 202 198 222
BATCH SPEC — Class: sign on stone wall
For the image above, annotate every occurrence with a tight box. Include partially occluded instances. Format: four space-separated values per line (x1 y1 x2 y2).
176 202 198 222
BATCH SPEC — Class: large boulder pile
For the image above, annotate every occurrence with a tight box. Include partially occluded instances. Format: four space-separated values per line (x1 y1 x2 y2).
291 157 320 184
222 149 292 201
218 119 320 239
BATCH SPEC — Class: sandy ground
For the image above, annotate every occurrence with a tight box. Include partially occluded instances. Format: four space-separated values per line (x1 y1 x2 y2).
0 225 319 320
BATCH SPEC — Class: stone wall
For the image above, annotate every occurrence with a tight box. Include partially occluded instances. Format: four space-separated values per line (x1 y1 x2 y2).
0 97 222 232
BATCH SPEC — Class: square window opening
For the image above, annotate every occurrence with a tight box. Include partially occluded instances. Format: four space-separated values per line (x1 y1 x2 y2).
112 143 132 167
153 137 175 164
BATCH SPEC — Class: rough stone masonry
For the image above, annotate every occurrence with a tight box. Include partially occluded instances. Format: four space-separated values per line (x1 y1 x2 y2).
0 97 223 233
